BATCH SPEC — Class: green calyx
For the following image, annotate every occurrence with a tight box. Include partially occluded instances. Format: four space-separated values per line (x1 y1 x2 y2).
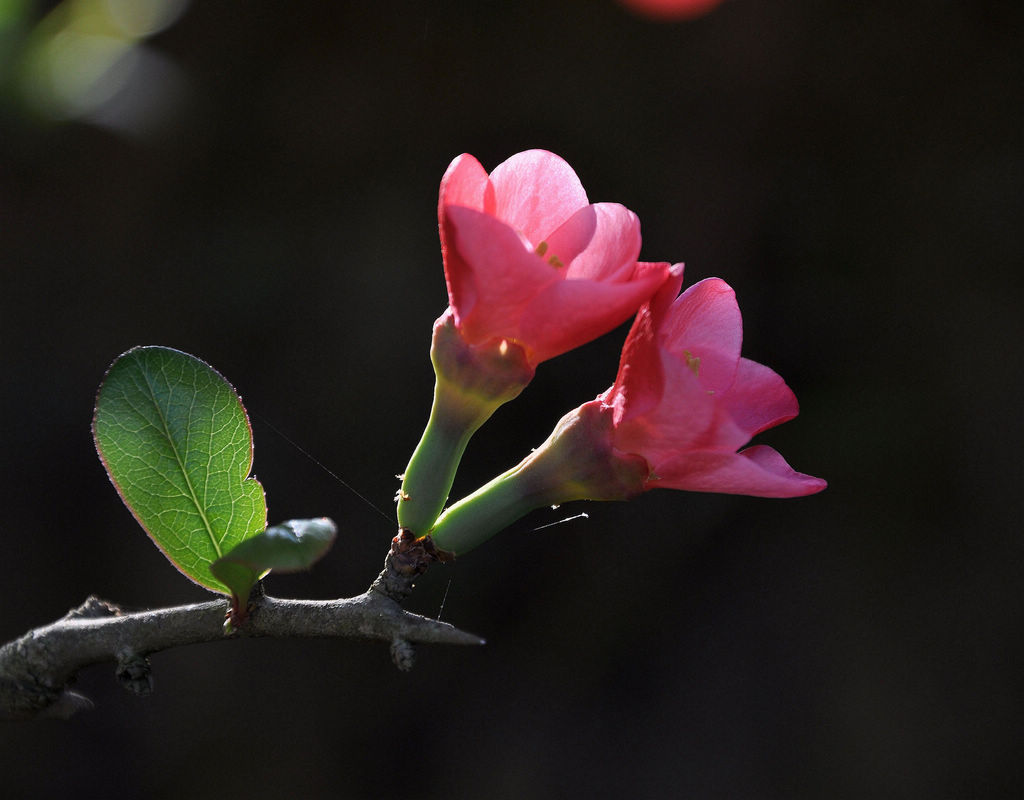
396 312 534 535
427 401 650 556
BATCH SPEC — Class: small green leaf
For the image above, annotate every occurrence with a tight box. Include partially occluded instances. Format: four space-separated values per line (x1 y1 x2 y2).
92 346 267 594
210 518 338 611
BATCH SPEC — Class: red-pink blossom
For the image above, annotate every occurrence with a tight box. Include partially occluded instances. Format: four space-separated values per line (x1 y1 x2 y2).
426 266 824 554
617 0 726 21
601 267 826 497
439 150 671 366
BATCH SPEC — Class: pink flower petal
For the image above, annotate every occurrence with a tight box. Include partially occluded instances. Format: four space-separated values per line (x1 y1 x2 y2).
443 206 559 344
439 155 495 304
659 277 742 393
439 153 492 214
653 445 827 498
518 261 673 363
488 150 589 245
720 358 799 438
551 203 642 281
605 264 686 423
612 362 718 457
536 204 597 270
622 349 752 457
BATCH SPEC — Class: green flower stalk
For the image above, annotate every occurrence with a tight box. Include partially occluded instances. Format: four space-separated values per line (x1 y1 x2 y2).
426 402 649 557
396 312 534 535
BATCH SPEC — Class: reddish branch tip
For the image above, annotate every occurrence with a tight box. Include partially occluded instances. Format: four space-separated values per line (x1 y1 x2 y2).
390 529 453 576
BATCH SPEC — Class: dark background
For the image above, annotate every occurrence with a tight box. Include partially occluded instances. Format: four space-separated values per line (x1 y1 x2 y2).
2 1 1021 797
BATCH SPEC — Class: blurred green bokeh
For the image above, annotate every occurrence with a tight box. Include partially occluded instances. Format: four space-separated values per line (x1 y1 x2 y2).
3 0 187 132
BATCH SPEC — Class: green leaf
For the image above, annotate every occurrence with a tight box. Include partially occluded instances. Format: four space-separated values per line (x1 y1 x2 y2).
210 518 338 611
92 346 267 594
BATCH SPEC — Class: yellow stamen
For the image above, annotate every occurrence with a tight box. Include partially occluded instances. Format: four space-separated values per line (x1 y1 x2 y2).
683 350 701 377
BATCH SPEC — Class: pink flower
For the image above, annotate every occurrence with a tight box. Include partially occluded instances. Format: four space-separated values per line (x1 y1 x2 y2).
439 150 671 366
427 266 824 555
616 0 726 21
600 266 826 497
